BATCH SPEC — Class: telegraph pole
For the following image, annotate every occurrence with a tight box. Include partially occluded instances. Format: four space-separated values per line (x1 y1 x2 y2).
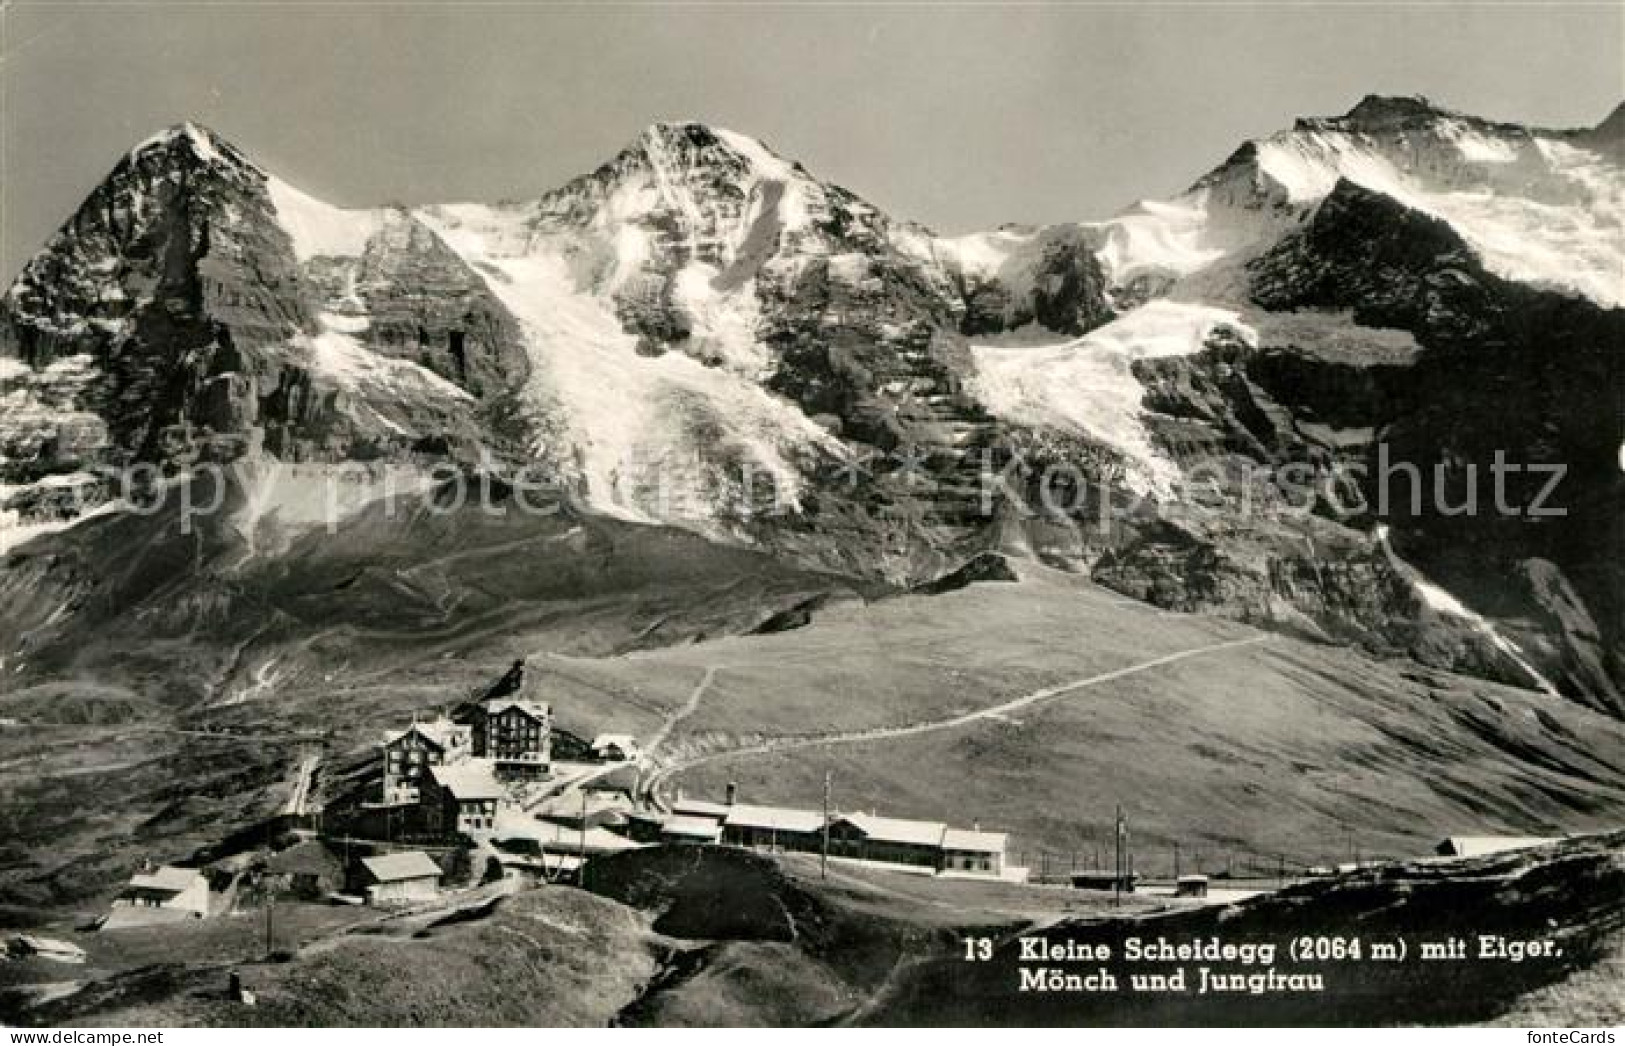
1113 805 1124 908
263 882 275 957
821 770 831 880
578 789 588 886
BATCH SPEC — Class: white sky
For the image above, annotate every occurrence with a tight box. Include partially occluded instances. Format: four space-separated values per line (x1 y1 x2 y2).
1 2 1620 282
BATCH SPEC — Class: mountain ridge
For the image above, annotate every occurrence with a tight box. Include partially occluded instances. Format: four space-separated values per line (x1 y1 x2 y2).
2 94 1620 713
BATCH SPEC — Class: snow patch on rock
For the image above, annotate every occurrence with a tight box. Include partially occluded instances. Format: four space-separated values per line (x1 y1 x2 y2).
1075 114 1624 309
416 203 841 524
226 458 439 567
969 300 1256 493
299 313 473 409
1374 525 1562 695
1250 127 1623 306
932 227 1035 279
266 176 386 261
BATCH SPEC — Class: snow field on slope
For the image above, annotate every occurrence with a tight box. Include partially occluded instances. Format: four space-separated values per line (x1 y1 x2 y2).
1066 124 1621 309
969 300 1254 494
1252 131 1623 307
1373 526 1561 695
266 175 387 261
301 317 472 405
416 203 841 524
1092 195 1284 297
967 297 1422 495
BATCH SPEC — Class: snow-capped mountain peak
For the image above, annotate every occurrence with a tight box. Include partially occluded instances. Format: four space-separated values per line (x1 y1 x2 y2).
408 119 868 524
633 120 801 183
1578 101 1625 160
125 120 246 167
1316 93 1464 131
527 119 843 272
1082 93 1625 308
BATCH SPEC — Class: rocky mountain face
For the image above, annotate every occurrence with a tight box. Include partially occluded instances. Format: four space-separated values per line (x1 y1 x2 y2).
2 98 1620 713
0 126 492 504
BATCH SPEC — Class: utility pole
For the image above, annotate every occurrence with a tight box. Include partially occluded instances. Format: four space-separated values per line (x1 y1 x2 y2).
821 770 831 880
263 883 275 957
578 789 588 887
1113 805 1124 908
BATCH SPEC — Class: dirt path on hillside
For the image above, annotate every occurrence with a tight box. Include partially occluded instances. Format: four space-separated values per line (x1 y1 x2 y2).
283 745 321 816
129 725 323 743
643 666 718 758
643 634 1271 806
396 525 583 580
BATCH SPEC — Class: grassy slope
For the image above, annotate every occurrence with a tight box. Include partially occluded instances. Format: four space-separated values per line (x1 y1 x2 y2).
567 572 1251 739
584 845 1034 1027
0 726 290 921
6 505 1623 920
5 484 1623 1023
1481 929 1625 1027
8 837 1621 1028
5 889 662 1027
563 563 1625 867
882 832 1625 1026
591 837 1625 1027
0 486 849 920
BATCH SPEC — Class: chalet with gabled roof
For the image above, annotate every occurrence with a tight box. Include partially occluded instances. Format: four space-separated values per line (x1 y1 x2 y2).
470 696 551 779
422 760 506 835
380 717 470 805
104 864 210 927
267 839 345 900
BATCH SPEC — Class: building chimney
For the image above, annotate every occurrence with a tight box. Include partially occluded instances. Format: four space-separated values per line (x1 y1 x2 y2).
725 782 737 806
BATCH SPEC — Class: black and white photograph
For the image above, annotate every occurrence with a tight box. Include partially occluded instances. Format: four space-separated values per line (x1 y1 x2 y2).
0 0 1620 1032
